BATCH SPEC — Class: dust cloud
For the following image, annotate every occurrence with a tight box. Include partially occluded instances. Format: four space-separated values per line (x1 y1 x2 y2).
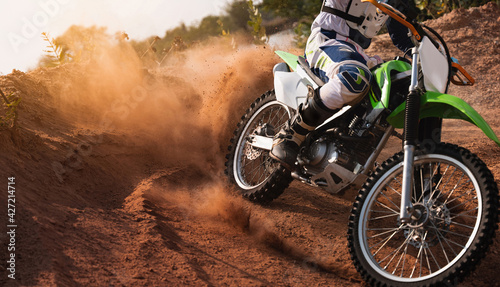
33 34 279 172
29 30 355 279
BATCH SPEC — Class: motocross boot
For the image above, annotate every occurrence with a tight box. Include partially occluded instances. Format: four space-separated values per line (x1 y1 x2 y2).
270 87 337 169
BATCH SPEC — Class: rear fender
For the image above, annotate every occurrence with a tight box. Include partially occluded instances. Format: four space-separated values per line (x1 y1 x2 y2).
387 91 500 146
273 51 317 110
273 71 309 110
275 51 299 71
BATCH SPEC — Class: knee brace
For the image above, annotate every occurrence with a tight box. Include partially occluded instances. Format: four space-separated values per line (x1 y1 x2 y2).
337 63 372 102
317 63 372 110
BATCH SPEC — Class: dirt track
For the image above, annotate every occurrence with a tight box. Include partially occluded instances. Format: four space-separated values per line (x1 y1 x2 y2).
1 3 499 286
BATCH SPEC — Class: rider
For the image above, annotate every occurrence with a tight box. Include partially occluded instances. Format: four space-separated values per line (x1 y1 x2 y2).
270 0 417 169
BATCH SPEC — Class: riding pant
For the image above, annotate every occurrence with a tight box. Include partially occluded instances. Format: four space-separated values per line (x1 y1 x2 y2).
304 28 382 110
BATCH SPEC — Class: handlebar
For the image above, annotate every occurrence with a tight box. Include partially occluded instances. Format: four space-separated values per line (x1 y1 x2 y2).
451 62 475 86
362 0 475 87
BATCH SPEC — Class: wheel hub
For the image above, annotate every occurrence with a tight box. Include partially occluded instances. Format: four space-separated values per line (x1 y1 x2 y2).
402 203 430 247
408 203 429 228
244 123 275 160
403 201 452 248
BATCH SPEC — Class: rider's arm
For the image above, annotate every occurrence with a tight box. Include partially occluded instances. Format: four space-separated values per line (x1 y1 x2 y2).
387 18 414 53
386 0 419 53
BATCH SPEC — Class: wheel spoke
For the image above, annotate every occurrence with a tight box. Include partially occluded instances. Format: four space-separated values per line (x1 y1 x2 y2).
424 162 442 202
399 238 410 277
448 197 478 211
450 208 478 220
368 226 402 240
374 200 400 215
247 158 259 183
416 164 427 203
267 107 274 124
272 107 286 126
371 225 404 257
435 218 475 229
430 220 460 256
426 241 441 269
368 213 399 221
234 101 290 188
409 231 427 278
417 163 441 202
427 225 470 239
442 173 468 205
247 156 270 184
370 210 398 214
433 163 448 191
379 191 401 212
379 229 414 269
436 165 458 196
423 245 433 274
268 109 279 128
384 179 403 197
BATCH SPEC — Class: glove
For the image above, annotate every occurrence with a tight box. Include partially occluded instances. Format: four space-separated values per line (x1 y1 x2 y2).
367 55 384 69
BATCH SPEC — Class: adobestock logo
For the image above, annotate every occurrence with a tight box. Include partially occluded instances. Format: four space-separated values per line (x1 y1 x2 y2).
8 0 70 53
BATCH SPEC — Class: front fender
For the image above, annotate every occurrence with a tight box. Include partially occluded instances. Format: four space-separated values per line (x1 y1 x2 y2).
387 91 500 146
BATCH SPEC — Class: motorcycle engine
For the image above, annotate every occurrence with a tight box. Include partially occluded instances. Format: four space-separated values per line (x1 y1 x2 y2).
300 106 385 177
302 137 356 173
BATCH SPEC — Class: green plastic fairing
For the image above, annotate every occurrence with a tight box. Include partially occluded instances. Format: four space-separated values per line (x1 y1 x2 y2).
371 60 412 109
275 51 298 71
387 91 500 146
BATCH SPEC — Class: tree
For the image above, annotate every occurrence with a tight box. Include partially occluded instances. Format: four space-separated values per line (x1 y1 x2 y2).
226 0 251 31
260 0 321 20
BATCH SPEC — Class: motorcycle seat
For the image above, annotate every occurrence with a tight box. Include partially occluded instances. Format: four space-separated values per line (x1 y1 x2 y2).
298 56 326 87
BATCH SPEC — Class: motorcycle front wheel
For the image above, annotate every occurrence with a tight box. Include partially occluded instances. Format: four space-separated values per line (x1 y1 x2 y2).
225 90 293 203
348 143 498 286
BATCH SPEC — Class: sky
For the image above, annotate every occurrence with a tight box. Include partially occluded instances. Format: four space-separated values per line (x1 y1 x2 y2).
0 0 233 74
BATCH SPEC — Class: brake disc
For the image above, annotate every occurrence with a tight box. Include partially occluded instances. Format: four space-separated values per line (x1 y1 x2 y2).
245 141 262 160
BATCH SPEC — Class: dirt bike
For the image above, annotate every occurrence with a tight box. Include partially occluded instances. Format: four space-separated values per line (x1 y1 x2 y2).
225 0 499 286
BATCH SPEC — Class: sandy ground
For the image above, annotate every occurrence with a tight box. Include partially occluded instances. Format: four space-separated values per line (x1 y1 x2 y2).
0 3 499 286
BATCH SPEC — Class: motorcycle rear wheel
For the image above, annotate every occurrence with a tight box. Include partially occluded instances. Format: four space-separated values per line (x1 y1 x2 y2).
225 90 293 203
348 143 498 286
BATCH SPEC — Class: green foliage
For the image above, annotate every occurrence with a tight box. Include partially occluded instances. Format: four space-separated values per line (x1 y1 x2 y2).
415 0 492 17
39 26 112 68
0 89 20 129
218 19 230 36
260 0 321 47
226 0 251 31
129 0 262 63
260 0 322 20
247 0 268 44
146 15 233 59
294 21 312 49
41 32 68 67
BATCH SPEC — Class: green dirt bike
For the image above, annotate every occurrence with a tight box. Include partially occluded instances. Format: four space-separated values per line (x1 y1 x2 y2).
225 0 499 285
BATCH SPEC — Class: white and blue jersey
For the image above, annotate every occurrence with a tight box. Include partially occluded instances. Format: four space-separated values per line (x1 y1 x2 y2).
305 0 414 110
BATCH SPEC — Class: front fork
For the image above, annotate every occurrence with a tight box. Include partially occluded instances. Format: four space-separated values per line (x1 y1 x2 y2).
400 48 421 223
